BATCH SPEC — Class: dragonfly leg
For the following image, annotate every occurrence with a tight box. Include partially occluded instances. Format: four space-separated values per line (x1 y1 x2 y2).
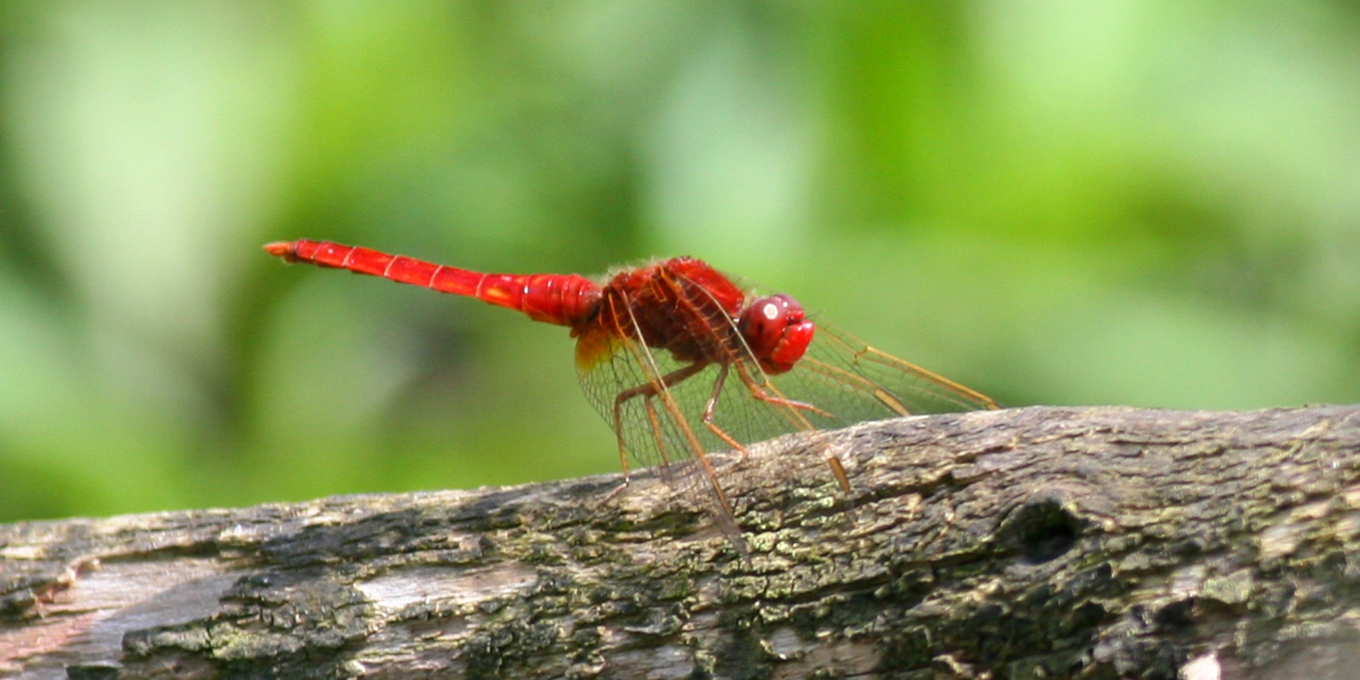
597 391 664 509
733 363 835 420
698 363 854 515
696 363 751 459
597 481 630 508
609 359 744 532
611 416 632 484
611 361 709 472
732 362 856 499
643 394 674 467
600 381 683 511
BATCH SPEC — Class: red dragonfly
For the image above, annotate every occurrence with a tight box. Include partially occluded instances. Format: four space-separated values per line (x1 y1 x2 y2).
264 239 999 548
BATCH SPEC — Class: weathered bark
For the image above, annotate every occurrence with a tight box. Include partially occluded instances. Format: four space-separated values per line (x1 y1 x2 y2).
3 405 1360 680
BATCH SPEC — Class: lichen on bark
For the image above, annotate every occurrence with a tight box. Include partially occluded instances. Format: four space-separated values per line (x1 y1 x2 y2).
3 405 1360 679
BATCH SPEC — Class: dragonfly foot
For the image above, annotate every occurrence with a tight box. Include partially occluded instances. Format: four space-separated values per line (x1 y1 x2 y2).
596 479 631 509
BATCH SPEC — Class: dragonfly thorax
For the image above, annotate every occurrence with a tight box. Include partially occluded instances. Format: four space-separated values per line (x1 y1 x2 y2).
594 258 747 365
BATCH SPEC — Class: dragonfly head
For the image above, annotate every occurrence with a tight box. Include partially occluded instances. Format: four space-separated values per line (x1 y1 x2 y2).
740 294 815 375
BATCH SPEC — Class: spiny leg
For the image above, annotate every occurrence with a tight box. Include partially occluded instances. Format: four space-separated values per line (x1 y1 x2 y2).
599 361 708 506
673 357 818 463
734 362 834 421
611 361 709 462
688 359 852 528
732 361 855 499
643 395 671 467
614 360 742 529
695 363 751 459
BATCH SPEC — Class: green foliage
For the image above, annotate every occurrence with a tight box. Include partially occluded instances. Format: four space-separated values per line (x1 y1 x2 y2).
0 1 1355 522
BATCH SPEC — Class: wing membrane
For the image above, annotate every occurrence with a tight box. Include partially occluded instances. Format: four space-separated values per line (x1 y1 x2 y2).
574 269 997 548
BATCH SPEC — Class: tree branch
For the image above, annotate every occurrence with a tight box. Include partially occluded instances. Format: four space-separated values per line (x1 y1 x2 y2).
3 405 1359 679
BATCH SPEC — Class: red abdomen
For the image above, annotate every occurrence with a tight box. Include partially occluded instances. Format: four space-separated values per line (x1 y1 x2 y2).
264 239 602 327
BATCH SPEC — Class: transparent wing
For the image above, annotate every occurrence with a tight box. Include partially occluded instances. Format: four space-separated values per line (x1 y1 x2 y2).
575 324 794 546
573 284 807 544
766 316 1000 430
573 273 998 547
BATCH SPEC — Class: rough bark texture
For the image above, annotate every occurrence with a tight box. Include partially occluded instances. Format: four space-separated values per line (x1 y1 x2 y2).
3 405 1360 680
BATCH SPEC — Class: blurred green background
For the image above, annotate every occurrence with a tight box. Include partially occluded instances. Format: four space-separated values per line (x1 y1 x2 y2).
0 1 1356 523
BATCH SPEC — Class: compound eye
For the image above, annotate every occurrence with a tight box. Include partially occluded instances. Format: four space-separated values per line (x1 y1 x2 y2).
741 294 814 374
743 295 790 354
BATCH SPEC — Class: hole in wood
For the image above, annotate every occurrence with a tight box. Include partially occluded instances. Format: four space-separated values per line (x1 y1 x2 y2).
1004 498 1082 563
